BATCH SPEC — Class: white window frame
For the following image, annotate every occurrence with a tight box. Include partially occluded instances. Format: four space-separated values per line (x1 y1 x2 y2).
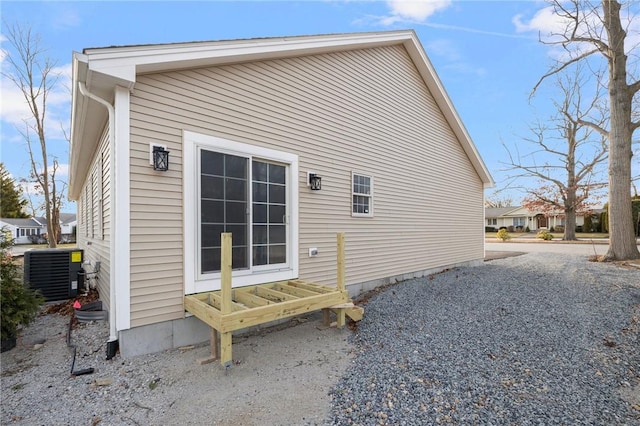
183 131 299 294
351 172 373 217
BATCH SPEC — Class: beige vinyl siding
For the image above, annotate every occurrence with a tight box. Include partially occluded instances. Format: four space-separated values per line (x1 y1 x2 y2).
77 126 111 307
128 44 484 327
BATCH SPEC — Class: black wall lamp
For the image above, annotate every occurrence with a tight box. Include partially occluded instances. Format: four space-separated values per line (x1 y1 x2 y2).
152 145 169 171
308 173 322 190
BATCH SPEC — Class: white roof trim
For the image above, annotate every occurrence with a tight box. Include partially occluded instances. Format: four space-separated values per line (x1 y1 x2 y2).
70 30 494 197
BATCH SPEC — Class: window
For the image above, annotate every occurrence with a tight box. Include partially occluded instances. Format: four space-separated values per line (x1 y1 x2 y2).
251 161 287 267
487 218 497 226
200 151 289 274
352 173 373 216
513 217 525 227
185 131 299 293
200 151 249 273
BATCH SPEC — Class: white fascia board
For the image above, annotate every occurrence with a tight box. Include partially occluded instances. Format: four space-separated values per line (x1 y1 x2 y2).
83 31 414 79
69 53 89 200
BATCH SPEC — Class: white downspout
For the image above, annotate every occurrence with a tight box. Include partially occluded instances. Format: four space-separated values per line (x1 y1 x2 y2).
77 82 118 347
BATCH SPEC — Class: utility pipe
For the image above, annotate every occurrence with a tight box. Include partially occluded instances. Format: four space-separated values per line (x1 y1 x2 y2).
77 82 118 353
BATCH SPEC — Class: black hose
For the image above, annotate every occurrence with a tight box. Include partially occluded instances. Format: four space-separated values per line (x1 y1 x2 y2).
66 312 95 376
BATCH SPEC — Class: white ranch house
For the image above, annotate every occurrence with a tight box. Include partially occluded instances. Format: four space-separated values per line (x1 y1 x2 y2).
485 206 601 232
69 30 494 357
0 214 77 244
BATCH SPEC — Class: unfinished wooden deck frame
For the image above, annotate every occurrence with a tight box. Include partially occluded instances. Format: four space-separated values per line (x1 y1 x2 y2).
184 233 363 366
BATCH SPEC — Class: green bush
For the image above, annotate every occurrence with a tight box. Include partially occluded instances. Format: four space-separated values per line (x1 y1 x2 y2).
525 226 530 233
0 228 44 343
536 230 553 241
496 229 511 241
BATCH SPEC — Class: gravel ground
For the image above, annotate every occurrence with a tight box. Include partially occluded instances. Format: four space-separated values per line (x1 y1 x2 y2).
2 252 639 425
329 252 640 425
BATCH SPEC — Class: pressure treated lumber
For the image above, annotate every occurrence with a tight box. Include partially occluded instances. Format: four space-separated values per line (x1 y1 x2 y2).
336 233 346 329
220 233 233 366
184 232 363 367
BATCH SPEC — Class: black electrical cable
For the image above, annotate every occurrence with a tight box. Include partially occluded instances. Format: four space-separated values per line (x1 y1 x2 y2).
66 312 95 376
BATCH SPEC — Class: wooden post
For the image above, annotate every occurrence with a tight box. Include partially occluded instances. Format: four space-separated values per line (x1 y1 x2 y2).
220 233 233 366
322 308 331 327
336 232 346 329
211 328 219 360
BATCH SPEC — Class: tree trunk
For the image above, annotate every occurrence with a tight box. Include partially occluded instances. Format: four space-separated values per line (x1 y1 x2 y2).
564 212 577 240
564 125 577 241
602 0 640 260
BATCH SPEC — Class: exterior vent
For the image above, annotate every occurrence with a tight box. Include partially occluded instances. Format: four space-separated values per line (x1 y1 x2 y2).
24 249 84 302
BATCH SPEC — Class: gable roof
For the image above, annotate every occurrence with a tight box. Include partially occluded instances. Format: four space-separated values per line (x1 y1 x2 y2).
59 213 77 224
485 207 521 218
0 218 42 227
70 30 494 198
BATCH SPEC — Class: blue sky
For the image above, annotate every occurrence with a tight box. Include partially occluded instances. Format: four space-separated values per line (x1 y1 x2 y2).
0 1 622 213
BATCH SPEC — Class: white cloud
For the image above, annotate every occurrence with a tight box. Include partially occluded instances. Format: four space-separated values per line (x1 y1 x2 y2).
387 0 452 21
0 60 72 141
17 163 69 196
513 6 569 35
364 0 452 26
20 181 41 196
513 3 640 58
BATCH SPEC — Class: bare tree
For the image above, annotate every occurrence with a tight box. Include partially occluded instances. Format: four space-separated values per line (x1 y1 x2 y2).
532 0 640 260
508 68 608 240
485 192 517 208
2 23 62 247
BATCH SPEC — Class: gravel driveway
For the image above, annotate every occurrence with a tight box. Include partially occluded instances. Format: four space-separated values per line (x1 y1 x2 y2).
2 252 639 425
330 252 640 425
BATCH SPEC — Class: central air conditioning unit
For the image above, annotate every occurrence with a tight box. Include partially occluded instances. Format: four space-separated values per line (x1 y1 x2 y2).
24 249 84 302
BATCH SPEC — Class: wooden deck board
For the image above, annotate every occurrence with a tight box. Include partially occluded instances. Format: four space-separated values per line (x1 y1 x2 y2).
254 286 299 303
184 280 353 333
274 282 323 298
232 289 273 308
288 280 336 293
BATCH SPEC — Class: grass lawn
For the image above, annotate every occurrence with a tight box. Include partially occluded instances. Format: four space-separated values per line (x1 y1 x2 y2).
18 243 78 249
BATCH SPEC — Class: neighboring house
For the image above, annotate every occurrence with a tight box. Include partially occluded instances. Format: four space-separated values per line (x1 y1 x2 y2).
69 30 494 357
0 214 77 244
485 206 602 232
59 213 78 239
0 217 44 244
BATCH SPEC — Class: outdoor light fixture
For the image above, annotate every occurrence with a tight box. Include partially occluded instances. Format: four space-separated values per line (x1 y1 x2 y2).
309 173 322 190
152 145 169 171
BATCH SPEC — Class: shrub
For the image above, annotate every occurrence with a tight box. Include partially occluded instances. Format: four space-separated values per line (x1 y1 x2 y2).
549 226 555 232
0 228 44 348
485 226 496 232
537 230 553 241
496 229 511 241
525 226 530 233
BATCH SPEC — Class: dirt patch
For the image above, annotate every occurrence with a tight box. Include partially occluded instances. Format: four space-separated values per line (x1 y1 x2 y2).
1 310 354 425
